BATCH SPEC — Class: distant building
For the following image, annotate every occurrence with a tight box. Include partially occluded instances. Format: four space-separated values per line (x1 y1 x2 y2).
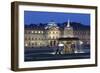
64 19 74 38
24 20 90 48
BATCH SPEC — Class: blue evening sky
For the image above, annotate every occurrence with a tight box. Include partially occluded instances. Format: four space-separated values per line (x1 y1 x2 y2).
24 11 90 26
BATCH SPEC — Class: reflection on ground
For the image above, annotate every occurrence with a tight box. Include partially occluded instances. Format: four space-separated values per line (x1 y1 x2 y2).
24 46 90 62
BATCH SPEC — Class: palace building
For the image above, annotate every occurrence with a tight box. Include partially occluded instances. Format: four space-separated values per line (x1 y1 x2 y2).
24 20 90 50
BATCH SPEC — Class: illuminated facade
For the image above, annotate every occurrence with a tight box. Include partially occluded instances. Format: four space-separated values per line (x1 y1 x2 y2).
24 20 90 48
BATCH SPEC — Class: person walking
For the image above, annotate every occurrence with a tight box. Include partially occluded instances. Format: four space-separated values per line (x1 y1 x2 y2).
55 42 64 55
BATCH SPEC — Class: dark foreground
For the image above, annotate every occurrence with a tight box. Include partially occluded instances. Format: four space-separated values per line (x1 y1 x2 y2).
24 47 90 62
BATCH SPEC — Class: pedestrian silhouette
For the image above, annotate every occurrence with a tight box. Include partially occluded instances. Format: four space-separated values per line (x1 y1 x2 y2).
55 43 64 55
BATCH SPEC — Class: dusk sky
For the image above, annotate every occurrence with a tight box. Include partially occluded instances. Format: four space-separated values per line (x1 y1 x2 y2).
24 11 90 26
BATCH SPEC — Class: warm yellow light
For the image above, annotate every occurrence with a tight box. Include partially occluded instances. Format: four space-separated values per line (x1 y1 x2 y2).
31 31 34 33
38 31 41 33
25 43 28 46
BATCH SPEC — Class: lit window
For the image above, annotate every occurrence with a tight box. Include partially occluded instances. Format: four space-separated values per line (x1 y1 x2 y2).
38 42 40 45
25 43 28 46
31 31 34 33
38 31 41 33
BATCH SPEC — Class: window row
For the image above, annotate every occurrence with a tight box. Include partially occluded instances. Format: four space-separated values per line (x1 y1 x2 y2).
25 42 43 46
25 30 44 34
48 36 59 39
74 31 90 35
48 31 60 34
25 37 44 40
